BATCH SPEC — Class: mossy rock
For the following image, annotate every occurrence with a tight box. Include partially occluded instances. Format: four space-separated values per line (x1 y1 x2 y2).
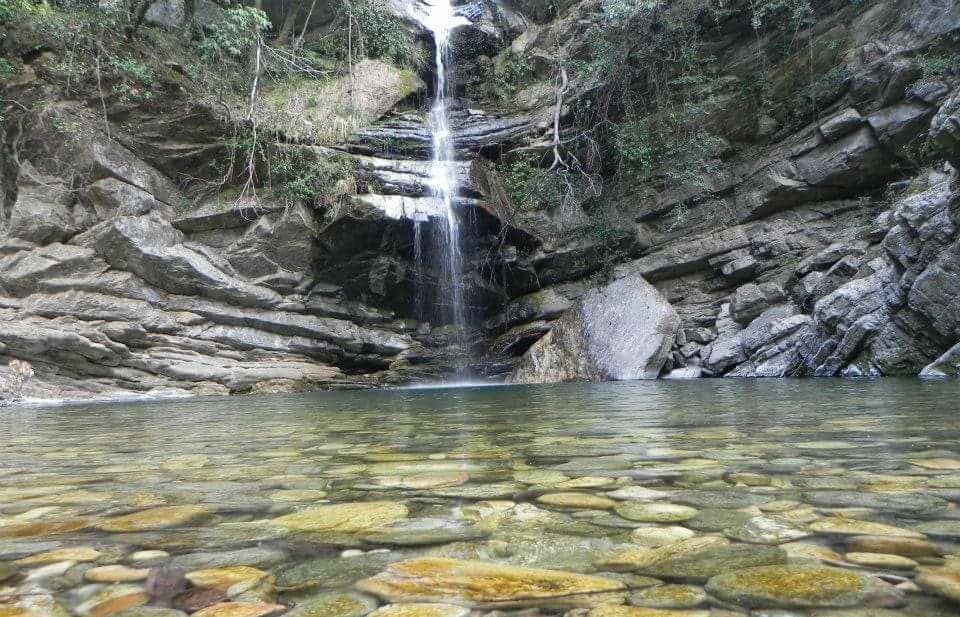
706 564 891 609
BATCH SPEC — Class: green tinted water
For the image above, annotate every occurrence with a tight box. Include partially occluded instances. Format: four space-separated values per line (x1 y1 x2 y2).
2 380 960 616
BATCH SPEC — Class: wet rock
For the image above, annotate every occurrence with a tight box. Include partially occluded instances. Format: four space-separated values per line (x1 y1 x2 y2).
921 342 960 376
685 509 752 532
173 588 229 613
97 505 216 532
723 516 811 545
808 518 924 538
629 526 696 547
537 493 617 510
508 274 679 383
587 606 709 617
272 502 408 533
916 566 960 603
186 566 270 591
284 591 378 617
629 584 707 609
914 520 960 540
15 547 101 564
171 547 288 570
367 604 468 617
845 536 941 558
74 584 150 617
638 544 787 583
84 565 152 582
706 564 897 609
614 503 698 523
843 552 917 570
363 519 487 546
355 557 626 608
277 552 408 592
190 602 287 617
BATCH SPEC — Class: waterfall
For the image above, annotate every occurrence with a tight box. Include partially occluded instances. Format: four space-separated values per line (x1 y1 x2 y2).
418 0 470 351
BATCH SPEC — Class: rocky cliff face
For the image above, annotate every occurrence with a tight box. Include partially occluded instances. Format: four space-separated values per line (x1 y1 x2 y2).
1 0 959 401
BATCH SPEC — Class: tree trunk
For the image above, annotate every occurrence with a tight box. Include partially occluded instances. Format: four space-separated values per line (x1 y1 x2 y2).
277 2 301 45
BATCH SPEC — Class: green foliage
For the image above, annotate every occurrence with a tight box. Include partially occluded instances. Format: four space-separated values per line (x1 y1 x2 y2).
911 52 960 82
271 148 356 208
348 0 414 65
499 155 542 209
110 56 157 101
498 155 599 214
750 0 815 32
492 51 533 101
613 122 654 179
0 57 16 76
196 6 272 61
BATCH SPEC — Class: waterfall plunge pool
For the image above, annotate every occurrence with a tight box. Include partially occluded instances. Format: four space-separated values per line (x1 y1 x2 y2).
2 379 960 615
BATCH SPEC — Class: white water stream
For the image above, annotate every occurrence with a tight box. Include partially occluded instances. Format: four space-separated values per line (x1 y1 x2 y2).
416 0 470 338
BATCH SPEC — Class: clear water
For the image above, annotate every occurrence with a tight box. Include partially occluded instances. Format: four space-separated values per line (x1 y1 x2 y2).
2 380 960 615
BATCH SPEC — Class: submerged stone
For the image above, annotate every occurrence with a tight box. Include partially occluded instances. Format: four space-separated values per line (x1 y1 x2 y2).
97 506 215 532
629 584 707 609
284 591 378 617
684 509 752 532
843 552 917 570
629 526 696 547
845 536 941 558
186 566 270 591
614 503 698 523
191 603 286 617
362 519 487 546
272 502 408 533
84 565 152 582
809 519 924 538
916 566 960 603
355 558 626 608
15 547 101 564
74 584 150 617
705 564 894 609
367 604 468 617
914 520 960 540
538 493 617 510
723 516 811 544
278 552 409 591
638 544 787 583
587 606 709 617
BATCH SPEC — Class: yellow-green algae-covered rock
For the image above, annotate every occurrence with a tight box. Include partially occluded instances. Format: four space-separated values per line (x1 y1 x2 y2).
808 518 924 538
705 564 894 609
537 492 617 510
367 604 469 617
614 503 698 523
272 502 408 533
587 605 710 617
186 566 271 591
191 603 287 617
14 547 101 565
97 506 215 532
284 591 377 617
355 558 626 608
916 566 960 603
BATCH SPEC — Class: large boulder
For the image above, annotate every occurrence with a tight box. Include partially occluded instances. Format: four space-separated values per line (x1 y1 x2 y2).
75 215 282 308
930 89 960 170
6 163 80 244
508 274 679 383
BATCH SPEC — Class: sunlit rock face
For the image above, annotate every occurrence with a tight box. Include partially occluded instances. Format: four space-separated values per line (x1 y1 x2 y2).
508 273 679 383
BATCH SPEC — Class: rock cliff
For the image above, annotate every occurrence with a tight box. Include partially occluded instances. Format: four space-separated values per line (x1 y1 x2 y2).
1 0 959 401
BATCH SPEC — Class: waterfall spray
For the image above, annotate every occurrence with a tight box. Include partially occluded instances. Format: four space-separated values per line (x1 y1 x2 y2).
419 0 469 353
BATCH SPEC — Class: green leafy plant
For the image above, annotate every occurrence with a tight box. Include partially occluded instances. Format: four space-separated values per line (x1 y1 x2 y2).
109 56 157 101
271 148 356 208
196 6 272 61
348 0 414 65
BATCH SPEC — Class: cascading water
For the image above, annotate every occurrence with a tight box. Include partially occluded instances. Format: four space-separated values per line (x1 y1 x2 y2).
417 0 470 354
